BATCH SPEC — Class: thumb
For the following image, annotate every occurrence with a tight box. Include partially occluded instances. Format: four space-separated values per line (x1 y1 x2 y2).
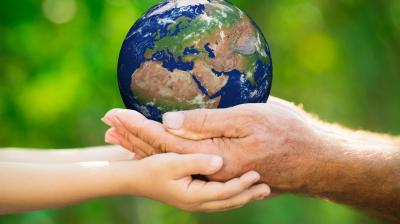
166 154 223 178
162 108 242 140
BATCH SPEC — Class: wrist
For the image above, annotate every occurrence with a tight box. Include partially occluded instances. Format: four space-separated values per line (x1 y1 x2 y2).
300 123 344 194
101 161 142 197
301 121 398 198
286 120 325 193
258 106 324 192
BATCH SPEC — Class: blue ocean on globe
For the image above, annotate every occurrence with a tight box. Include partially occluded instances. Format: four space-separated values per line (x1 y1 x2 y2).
118 0 273 121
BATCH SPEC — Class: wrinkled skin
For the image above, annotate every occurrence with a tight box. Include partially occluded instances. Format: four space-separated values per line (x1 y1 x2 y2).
103 97 321 192
103 96 400 222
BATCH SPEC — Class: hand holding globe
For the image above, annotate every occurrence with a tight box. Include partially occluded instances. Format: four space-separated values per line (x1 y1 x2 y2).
110 0 400 221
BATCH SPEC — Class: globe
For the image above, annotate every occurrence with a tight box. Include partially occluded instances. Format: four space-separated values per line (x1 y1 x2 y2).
118 0 273 121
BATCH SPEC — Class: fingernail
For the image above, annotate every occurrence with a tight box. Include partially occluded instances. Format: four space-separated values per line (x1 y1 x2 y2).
248 172 260 182
101 117 109 124
107 109 121 117
256 189 270 201
163 112 184 130
260 186 271 197
103 109 122 124
209 156 223 168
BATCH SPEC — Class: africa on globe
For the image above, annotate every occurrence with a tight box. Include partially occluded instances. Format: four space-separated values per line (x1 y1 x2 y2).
118 0 273 121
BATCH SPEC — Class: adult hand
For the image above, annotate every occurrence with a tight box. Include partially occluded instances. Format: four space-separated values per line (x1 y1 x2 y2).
103 97 400 221
129 153 270 212
103 97 319 192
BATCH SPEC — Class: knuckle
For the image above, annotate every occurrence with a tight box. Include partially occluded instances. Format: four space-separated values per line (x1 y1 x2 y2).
212 138 231 152
157 136 169 153
224 201 237 209
238 179 249 190
128 142 137 152
168 141 186 153
249 191 260 201
233 120 260 137
222 182 242 197
227 180 241 192
145 134 163 150
219 190 233 199
189 108 209 130
121 129 130 140
134 119 149 135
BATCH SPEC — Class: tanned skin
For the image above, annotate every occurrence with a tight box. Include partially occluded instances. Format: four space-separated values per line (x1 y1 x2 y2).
103 96 400 223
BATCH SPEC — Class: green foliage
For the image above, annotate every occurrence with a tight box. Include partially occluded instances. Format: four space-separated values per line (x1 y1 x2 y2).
1 0 399 223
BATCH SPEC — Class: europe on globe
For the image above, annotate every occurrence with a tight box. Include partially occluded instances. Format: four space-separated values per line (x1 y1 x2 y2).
118 0 273 121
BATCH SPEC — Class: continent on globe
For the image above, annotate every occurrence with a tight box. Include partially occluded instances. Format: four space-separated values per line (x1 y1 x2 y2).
118 0 273 121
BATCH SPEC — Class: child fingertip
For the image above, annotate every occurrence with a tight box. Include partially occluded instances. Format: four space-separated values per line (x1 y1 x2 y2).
243 171 260 183
260 184 271 196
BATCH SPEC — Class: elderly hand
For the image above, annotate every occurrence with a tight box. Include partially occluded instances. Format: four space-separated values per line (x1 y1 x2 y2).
103 97 319 192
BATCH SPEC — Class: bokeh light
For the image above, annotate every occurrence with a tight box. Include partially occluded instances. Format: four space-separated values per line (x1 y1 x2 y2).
0 0 399 223
42 0 77 24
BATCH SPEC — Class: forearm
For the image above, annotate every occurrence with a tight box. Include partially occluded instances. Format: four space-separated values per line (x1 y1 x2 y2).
0 160 138 214
0 146 134 163
306 121 400 221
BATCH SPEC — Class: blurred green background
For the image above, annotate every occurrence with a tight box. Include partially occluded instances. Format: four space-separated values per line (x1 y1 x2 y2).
1 0 399 223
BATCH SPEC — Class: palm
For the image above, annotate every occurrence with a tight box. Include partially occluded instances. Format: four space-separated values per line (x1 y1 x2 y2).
103 97 315 191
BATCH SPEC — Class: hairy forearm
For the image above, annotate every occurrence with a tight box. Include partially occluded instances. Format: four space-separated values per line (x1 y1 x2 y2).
0 161 138 214
0 146 134 163
306 121 400 221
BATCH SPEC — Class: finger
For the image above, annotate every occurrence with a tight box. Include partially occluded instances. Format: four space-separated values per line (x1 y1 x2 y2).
106 109 214 155
191 171 261 201
118 135 148 159
199 184 270 212
163 153 223 178
105 128 121 145
110 119 159 156
106 128 148 158
162 107 251 140
102 108 127 126
120 139 147 159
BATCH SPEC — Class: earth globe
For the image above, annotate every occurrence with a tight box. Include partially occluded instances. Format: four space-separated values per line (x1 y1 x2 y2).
118 0 273 121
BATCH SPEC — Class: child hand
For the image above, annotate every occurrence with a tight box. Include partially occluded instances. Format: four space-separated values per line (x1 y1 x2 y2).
127 153 270 212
